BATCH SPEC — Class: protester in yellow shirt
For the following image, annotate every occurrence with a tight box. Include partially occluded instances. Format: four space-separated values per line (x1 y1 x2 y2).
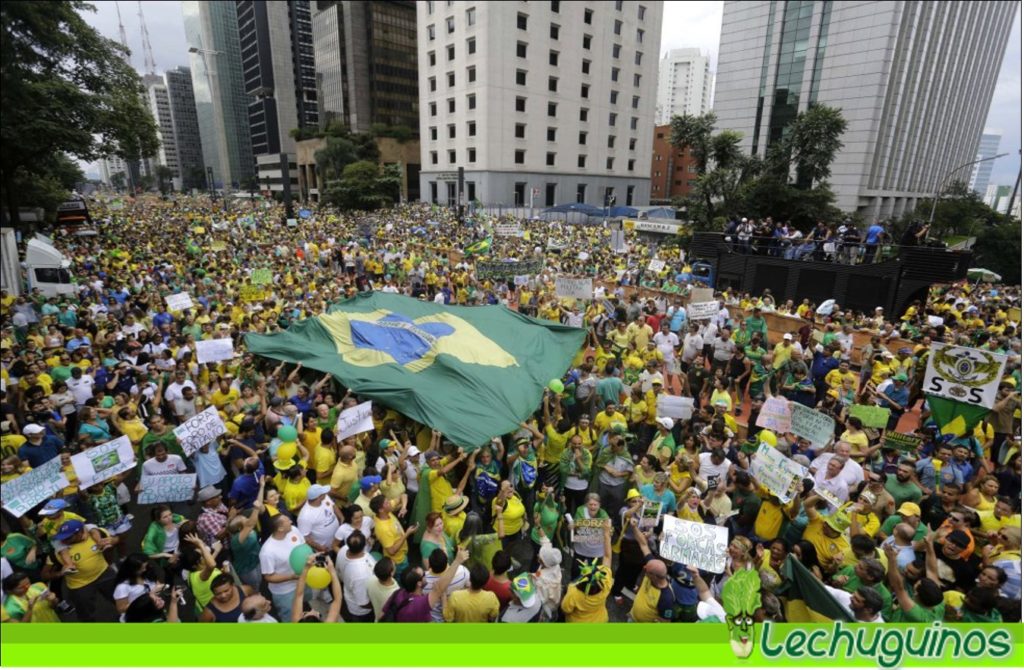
560 521 612 623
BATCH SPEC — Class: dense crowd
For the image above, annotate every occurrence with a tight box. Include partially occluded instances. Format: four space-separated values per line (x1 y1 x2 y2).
0 195 1020 625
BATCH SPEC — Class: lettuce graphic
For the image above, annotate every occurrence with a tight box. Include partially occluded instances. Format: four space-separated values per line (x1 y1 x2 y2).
722 569 762 659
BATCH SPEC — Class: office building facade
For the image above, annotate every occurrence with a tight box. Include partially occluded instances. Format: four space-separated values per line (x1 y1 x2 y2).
649 124 697 204
655 48 713 124
183 0 254 189
417 0 663 208
146 78 179 187
714 0 1017 218
312 0 419 134
164 67 206 191
968 131 1002 196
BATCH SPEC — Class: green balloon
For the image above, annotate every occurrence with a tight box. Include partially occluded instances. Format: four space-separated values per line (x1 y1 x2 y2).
289 544 314 574
548 379 564 394
277 425 298 442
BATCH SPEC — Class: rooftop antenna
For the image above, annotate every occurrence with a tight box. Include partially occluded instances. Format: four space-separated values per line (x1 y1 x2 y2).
137 1 157 75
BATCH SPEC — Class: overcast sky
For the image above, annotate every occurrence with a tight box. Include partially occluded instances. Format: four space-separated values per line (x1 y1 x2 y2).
81 1 1021 186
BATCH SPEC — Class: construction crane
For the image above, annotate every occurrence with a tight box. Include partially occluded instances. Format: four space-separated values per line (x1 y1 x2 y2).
137 1 157 75
114 1 129 50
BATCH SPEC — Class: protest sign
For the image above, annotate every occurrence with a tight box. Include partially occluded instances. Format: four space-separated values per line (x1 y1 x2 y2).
555 277 593 300
286 218 298 227
923 343 1007 409
138 473 197 504
573 517 606 551
848 404 891 429
476 259 543 279
1008 307 1021 325
336 401 374 440
195 338 235 365
687 301 719 321
789 403 835 447
656 395 694 421
638 500 662 532
610 229 627 253
165 292 194 312
813 483 844 512
173 406 227 457
812 329 825 344
513 275 531 287
659 516 729 574
749 442 807 503
0 456 69 518
210 241 227 252
755 397 792 433
251 268 273 286
495 223 523 237
298 208 312 219
690 288 714 303
927 315 944 327
883 432 923 453
71 436 136 489
647 259 666 273
240 285 264 302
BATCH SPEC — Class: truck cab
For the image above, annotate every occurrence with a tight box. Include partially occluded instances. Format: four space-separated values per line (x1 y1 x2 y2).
25 235 76 297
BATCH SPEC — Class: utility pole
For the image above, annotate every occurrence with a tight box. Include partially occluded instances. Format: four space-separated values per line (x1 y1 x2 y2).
1006 150 1021 219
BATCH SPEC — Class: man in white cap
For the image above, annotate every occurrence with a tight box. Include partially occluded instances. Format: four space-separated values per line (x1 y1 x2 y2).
772 333 794 373
17 423 61 467
296 484 342 553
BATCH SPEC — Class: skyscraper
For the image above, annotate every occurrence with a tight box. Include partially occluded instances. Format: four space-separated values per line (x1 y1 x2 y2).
183 0 254 189
312 1 419 134
164 67 206 191
655 48 713 124
969 131 1002 196
145 77 179 186
417 0 663 208
714 1 1017 218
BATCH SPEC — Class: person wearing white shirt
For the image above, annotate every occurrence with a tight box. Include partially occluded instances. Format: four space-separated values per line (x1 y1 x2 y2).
141 445 188 476
259 516 309 622
715 303 730 330
335 531 377 622
66 370 96 408
681 325 704 366
809 442 864 492
296 485 342 552
163 370 197 403
822 583 885 623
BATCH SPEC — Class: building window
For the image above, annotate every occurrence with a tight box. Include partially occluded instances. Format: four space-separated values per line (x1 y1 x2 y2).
448 124 456 139
467 37 476 54
626 185 635 205
517 13 527 30
547 127 557 142
578 131 587 145
581 84 589 98
545 183 557 206
630 117 638 130
447 98 455 113
514 150 525 164
447 44 455 60
515 123 526 139
466 7 476 26
447 71 455 87
514 182 526 206
430 181 438 203
429 102 437 116
611 66 619 82
577 155 586 168
430 151 438 165
608 135 616 149
430 126 438 141
515 96 526 112
468 121 476 136
427 24 435 40
576 183 587 203
546 152 556 166
548 76 558 92
688 165 698 173
467 66 476 82
580 107 589 122
582 34 592 50
467 93 476 109
675 180 682 186
629 137 637 150
606 157 615 171
614 19 622 35
427 1 434 14
581 59 591 74
515 69 527 86
609 112 617 126
468 148 476 163
551 0 560 13
516 41 527 58
637 28 644 43
428 51 436 66
638 5 646 20
612 44 621 59
615 1 623 10
635 51 643 65
429 76 437 92
550 23 560 40
446 16 454 33
467 181 476 202
634 73 641 87
448 149 456 163
632 95 640 109
549 50 559 66
628 159 635 171
604 187 615 205
547 101 557 117
610 90 618 105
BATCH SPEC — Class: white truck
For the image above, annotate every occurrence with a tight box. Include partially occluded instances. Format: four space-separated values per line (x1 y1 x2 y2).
0 228 77 298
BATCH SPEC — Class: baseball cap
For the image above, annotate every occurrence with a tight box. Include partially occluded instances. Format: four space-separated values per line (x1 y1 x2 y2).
946 530 971 548
657 417 674 430
626 488 642 501
893 373 908 382
897 502 921 516
650 373 664 385
307 484 331 500
22 423 45 435
407 445 421 457
39 499 69 516
54 519 85 542
424 450 441 461
197 485 222 502
359 475 382 491
783 333 792 340
378 438 393 450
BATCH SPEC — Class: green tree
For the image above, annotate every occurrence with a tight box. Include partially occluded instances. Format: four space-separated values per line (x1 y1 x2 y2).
154 165 174 194
972 219 1022 285
322 161 400 211
109 171 126 192
0 1 159 226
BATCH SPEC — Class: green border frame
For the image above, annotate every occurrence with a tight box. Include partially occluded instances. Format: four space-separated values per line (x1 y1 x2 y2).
2 623 1023 666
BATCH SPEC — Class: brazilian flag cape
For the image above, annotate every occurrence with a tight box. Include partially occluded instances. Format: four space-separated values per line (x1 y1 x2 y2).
463 237 492 256
779 555 854 623
245 293 585 447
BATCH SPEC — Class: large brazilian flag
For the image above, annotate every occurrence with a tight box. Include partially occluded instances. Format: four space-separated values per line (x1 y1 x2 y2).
245 293 586 447
779 555 854 623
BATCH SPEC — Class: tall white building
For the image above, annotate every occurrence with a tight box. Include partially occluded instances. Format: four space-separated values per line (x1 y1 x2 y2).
99 156 129 187
417 0 663 208
968 131 1002 195
714 0 1017 218
655 48 713 124
146 79 180 186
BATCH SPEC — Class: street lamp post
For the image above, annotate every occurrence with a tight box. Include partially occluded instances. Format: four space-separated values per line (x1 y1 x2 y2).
928 152 1009 226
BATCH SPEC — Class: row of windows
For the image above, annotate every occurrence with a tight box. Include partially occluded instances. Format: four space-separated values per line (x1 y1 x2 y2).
428 148 637 172
426 0 645 21
428 95 642 131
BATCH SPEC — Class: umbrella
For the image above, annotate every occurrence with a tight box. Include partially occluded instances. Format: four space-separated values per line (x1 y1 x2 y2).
967 268 1001 282
816 299 836 316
